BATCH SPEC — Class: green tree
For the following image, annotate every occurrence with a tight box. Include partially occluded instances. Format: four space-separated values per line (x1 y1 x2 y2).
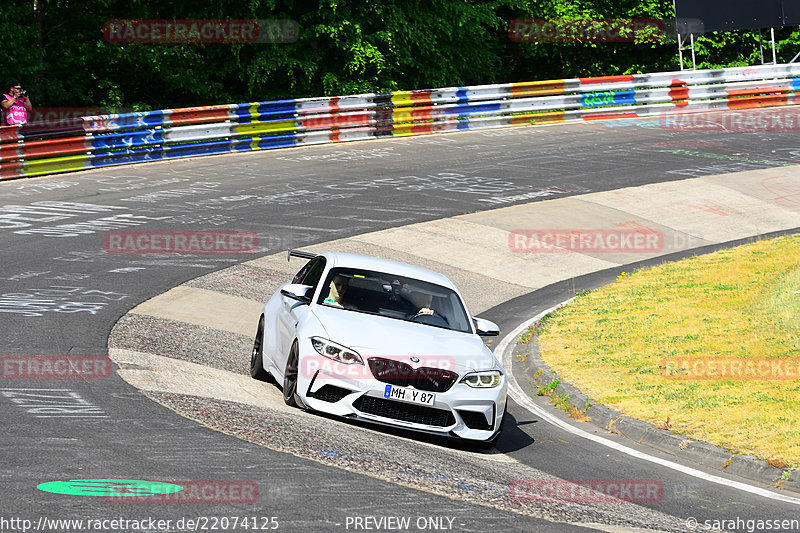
1 0 798 111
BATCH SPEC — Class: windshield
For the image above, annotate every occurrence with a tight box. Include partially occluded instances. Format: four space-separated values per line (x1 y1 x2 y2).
317 267 472 333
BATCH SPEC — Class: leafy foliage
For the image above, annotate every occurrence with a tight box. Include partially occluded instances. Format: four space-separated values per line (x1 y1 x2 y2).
0 0 798 111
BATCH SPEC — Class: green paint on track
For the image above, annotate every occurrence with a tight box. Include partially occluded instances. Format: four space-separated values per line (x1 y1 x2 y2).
37 479 184 497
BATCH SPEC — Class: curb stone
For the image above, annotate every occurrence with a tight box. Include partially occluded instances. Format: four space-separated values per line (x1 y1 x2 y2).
518 338 800 494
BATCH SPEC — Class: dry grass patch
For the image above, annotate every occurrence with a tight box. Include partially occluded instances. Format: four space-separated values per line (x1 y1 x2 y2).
536 234 800 466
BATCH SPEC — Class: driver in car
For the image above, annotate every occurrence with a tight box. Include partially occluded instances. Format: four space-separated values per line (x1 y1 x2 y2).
406 289 435 317
403 288 449 327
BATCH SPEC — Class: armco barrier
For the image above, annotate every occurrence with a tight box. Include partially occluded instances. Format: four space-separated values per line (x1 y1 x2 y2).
2 63 800 180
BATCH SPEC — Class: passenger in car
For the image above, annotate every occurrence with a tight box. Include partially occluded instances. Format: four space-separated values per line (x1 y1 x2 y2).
325 275 349 307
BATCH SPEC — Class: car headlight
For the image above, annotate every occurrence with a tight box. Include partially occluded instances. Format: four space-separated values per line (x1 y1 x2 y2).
311 337 363 365
461 370 502 388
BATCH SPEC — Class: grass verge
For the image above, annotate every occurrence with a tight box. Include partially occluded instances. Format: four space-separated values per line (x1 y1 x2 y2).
535 233 800 467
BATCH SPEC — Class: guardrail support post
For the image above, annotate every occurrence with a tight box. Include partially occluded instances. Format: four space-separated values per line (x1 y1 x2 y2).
771 27 777 65
677 33 697 71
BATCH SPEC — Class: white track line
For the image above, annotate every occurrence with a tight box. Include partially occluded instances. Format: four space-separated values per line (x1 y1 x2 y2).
497 305 800 506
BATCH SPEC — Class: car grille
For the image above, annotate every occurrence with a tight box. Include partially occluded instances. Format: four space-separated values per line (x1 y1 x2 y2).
352 396 456 428
310 385 352 403
367 357 458 393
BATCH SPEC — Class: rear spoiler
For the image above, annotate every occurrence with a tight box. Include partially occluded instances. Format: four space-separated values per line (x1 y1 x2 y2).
287 249 318 262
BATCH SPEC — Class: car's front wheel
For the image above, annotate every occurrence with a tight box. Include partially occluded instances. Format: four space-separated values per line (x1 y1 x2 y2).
283 340 301 407
250 316 270 381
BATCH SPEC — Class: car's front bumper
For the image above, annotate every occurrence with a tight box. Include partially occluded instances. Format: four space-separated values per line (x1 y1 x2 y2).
300 363 507 442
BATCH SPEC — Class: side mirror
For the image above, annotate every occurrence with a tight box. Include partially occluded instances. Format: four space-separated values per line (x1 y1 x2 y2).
474 317 500 337
281 284 314 305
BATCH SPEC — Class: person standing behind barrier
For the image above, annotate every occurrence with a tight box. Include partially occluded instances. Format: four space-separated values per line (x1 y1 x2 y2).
2 82 33 126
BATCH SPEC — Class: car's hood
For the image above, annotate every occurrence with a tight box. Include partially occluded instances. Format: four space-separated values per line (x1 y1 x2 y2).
311 305 495 372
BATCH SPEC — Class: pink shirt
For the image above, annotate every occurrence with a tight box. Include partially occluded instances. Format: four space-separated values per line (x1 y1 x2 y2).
3 94 28 125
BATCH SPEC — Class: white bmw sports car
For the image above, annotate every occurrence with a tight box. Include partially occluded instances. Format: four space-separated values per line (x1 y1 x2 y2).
250 250 507 444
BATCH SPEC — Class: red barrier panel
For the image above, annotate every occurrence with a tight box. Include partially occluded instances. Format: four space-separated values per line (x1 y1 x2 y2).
13 136 90 160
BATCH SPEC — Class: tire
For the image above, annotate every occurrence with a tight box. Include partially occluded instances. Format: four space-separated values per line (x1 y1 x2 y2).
283 340 301 407
250 316 270 381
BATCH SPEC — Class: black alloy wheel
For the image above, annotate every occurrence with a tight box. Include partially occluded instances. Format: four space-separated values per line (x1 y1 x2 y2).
283 341 300 407
250 316 270 380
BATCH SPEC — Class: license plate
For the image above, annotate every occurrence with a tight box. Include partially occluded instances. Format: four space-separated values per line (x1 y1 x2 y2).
383 385 435 406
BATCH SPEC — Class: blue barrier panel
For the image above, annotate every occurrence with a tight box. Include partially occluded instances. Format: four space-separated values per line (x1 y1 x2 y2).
231 133 298 151
89 147 166 168
90 129 166 150
443 102 503 115
230 100 298 120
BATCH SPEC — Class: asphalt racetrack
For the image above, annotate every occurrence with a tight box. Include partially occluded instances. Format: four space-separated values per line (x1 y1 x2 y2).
2 113 800 532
